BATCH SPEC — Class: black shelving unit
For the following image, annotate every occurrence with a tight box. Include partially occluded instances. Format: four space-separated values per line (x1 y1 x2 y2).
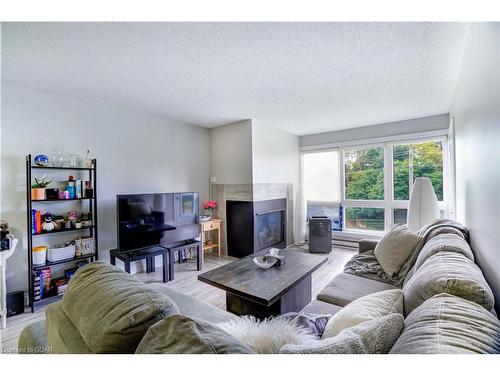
26 154 98 312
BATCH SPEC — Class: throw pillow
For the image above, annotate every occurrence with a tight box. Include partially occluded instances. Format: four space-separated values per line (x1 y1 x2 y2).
403 252 495 315
216 315 319 354
322 289 403 338
280 314 404 354
413 233 474 272
374 224 423 276
135 314 254 354
390 294 500 353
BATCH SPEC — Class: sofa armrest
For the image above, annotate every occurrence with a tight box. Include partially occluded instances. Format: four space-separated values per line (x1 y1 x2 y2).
18 319 48 354
358 239 379 254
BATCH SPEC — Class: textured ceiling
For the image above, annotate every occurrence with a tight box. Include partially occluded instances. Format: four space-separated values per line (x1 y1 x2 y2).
2 22 470 135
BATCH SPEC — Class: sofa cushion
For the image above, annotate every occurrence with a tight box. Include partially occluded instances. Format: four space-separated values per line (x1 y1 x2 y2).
301 299 343 317
374 224 423 276
402 264 415 288
61 262 180 353
45 303 91 354
317 272 400 307
323 289 403 338
280 314 404 354
135 314 254 354
147 283 235 324
413 234 474 272
403 252 494 315
390 294 500 353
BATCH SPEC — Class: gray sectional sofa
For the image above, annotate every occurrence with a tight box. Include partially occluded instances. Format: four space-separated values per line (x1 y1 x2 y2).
18 219 500 353
300 220 500 353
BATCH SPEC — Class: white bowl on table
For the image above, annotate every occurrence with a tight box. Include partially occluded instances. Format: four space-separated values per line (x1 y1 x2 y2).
253 255 277 269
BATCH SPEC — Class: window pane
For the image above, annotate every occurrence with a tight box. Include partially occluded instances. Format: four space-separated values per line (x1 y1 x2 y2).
303 151 341 228
306 202 341 230
393 145 410 200
344 147 384 200
394 208 408 225
303 151 339 202
393 141 444 201
345 207 385 231
414 141 444 201
394 208 445 227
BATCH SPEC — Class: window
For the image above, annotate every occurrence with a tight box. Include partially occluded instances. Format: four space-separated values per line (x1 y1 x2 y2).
344 147 385 200
393 141 444 201
301 134 449 234
303 150 340 226
345 207 385 231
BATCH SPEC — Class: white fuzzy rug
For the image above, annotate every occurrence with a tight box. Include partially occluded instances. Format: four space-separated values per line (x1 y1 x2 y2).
217 315 319 354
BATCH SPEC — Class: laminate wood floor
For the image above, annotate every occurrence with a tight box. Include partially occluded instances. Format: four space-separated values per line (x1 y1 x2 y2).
0 247 355 353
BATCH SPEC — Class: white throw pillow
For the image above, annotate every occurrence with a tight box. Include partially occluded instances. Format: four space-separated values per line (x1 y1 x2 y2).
322 289 404 338
374 224 422 276
216 315 319 354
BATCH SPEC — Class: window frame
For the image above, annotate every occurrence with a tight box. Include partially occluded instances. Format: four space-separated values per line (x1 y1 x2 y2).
311 134 451 234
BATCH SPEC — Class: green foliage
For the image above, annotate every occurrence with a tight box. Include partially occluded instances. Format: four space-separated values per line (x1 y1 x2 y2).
393 141 443 201
345 147 384 200
32 177 52 188
345 207 385 231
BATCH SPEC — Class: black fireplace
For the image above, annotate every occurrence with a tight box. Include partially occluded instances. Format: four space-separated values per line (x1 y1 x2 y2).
226 199 286 258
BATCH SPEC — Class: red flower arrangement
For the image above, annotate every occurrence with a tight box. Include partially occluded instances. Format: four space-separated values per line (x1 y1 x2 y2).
202 201 217 210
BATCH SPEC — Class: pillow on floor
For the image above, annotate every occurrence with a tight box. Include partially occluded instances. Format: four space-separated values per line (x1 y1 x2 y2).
374 224 423 276
135 314 254 354
280 314 404 354
322 289 403 338
216 315 319 354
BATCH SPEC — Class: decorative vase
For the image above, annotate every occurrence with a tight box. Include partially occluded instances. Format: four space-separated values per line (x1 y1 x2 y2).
32 188 46 200
34 154 49 167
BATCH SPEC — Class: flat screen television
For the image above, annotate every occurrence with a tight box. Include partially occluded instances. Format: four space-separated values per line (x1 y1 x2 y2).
117 192 199 253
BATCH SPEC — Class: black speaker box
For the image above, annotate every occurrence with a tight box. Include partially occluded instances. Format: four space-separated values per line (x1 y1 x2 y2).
309 216 332 253
7 291 25 317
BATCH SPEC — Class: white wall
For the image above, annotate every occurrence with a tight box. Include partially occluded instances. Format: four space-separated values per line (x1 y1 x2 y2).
299 114 449 148
1 83 210 293
451 23 500 313
252 121 299 185
209 120 253 184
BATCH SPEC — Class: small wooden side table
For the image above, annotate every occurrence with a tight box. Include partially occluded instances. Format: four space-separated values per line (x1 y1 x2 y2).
200 219 222 258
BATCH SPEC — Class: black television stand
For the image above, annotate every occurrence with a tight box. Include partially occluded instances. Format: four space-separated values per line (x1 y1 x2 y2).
109 240 202 282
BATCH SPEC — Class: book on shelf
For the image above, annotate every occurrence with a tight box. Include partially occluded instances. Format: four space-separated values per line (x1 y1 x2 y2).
75 180 82 198
35 210 42 234
33 269 42 301
31 209 36 234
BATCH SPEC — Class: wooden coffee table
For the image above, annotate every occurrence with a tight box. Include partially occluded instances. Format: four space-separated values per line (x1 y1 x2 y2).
198 249 327 319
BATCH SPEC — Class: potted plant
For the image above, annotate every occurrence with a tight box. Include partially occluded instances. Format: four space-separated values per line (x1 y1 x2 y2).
201 201 217 221
31 177 52 200
74 219 82 229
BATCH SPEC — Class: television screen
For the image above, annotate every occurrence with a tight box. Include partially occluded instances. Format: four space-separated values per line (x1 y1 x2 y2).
117 192 199 252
